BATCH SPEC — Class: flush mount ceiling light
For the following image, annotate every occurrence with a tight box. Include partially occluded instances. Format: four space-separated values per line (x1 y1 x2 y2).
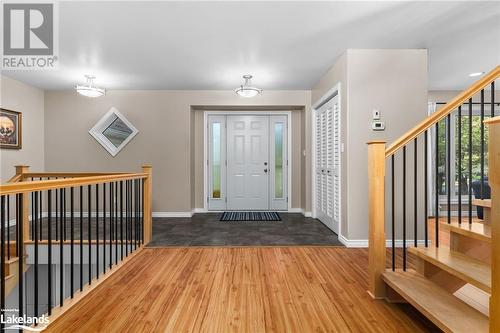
469 72 485 77
235 75 262 98
75 75 106 98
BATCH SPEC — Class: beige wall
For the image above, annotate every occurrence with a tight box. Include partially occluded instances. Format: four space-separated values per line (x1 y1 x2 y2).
312 49 428 241
0 75 45 182
44 90 311 213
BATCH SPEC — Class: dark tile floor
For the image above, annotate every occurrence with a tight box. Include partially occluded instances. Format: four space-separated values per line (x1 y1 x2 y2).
148 213 343 247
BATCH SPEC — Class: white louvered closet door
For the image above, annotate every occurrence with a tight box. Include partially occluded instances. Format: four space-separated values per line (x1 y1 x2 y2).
315 96 340 234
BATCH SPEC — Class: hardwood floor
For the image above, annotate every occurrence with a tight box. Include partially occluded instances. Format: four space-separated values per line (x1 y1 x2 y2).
45 247 438 333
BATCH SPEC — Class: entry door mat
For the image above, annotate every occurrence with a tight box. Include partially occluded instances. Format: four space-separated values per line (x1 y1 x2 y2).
220 212 281 222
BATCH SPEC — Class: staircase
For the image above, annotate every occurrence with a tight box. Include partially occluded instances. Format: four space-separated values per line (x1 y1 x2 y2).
368 65 499 332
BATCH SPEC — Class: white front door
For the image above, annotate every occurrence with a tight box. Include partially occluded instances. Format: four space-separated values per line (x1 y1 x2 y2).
207 114 288 211
227 115 269 210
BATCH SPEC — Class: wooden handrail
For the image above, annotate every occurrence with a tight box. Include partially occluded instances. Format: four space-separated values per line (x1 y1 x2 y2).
0 173 147 195
21 172 129 180
385 65 500 158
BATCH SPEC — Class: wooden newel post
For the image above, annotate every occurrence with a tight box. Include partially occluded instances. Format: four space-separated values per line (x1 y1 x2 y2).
485 117 499 333
14 165 30 242
367 141 386 299
142 165 153 245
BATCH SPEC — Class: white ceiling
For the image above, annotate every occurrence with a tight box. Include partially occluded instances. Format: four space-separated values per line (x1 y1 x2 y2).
3 1 500 91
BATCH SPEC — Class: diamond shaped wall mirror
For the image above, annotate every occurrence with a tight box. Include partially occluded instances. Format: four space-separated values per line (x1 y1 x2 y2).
89 107 138 156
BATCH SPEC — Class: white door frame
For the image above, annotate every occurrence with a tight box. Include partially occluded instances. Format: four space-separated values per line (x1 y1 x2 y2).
203 110 292 212
311 83 342 235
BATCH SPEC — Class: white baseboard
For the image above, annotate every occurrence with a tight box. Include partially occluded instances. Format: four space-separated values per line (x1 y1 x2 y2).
338 235 428 248
152 212 193 218
303 211 312 217
338 235 368 247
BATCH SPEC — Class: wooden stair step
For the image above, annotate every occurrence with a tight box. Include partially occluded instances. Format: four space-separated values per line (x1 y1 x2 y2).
440 221 491 243
408 246 491 293
382 270 489 333
472 199 491 208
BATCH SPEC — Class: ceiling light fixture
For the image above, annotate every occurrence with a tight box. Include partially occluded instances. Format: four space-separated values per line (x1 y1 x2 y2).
469 72 485 77
235 75 262 98
75 75 106 98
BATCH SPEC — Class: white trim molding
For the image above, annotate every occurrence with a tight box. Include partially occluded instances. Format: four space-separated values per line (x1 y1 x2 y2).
311 82 342 236
203 110 293 212
339 235 428 248
152 212 193 218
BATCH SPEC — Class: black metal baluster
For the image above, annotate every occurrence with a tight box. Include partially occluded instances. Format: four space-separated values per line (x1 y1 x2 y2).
55 186 59 241
1 196 6 332
435 123 440 247
131 180 134 252
403 147 407 271
480 90 485 199
414 138 418 247
458 106 462 224
130 180 133 253
34 191 39 320
18 193 24 331
446 114 451 224
103 183 106 274
109 182 116 269
88 185 92 285
135 179 138 250
31 188 34 241
48 190 52 315
7 196 10 260
120 181 124 261
70 187 74 298
80 186 83 291
468 99 473 224
126 181 129 257
15 194 18 257
391 155 395 271
39 178 43 241
63 186 67 241
109 182 113 270
424 131 428 247
140 179 144 245
96 184 99 280
115 181 118 265
59 188 64 306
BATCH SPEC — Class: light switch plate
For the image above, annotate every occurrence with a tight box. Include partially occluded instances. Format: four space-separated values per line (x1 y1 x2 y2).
372 121 385 131
373 109 381 120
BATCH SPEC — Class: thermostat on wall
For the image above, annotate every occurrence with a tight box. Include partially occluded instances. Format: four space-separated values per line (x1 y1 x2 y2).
372 121 385 131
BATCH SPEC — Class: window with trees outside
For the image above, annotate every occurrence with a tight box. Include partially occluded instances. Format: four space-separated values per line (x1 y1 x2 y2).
435 103 492 201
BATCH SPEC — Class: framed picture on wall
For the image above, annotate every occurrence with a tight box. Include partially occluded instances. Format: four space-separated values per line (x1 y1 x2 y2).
0 108 22 149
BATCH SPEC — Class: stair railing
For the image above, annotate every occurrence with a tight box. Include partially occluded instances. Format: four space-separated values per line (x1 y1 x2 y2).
367 65 499 325
0 165 152 330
